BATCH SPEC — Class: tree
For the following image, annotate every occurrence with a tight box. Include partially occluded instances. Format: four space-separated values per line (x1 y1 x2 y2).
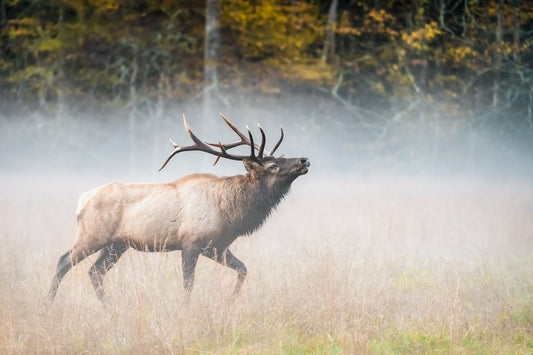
203 0 221 120
0 0 6 27
0 0 532 140
322 0 339 65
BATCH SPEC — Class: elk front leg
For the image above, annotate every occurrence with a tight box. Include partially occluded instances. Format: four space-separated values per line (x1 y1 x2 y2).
181 247 200 297
201 247 247 295
88 240 129 305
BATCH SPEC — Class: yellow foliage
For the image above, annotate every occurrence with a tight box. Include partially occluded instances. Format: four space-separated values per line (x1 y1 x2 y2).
337 12 361 36
0 59 14 71
368 9 395 23
495 42 514 56
88 0 119 12
336 26 361 36
401 22 441 51
281 60 335 85
37 38 62 53
7 27 36 39
354 8 400 38
8 65 55 84
222 0 320 61
6 17 41 39
447 46 474 63
7 17 40 27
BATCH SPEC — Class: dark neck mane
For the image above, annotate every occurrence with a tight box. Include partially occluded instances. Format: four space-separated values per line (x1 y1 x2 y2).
219 173 291 236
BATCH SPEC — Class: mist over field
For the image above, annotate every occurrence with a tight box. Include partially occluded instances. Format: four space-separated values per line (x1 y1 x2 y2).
2 95 532 179
1 0 533 351
1 98 533 353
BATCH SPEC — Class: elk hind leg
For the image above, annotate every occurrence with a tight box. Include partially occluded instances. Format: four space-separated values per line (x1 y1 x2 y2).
202 248 247 295
88 240 129 305
47 248 91 305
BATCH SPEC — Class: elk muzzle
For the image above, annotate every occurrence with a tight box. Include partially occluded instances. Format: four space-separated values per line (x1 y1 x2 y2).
296 157 310 175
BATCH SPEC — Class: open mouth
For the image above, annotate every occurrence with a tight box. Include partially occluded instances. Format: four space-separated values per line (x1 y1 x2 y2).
291 158 310 175
296 163 310 175
291 165 309 175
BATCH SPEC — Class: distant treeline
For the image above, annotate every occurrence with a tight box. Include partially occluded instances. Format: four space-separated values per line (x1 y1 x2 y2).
1 0 532 137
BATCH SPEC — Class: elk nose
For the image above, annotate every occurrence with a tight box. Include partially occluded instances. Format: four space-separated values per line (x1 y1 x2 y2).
300 157 310 166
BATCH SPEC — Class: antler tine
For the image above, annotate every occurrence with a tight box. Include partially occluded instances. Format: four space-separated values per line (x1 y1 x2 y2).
269 127 284 156
246 125 256 159
159 114 256 171
214 114 283 158
159 150 179 171
208 113 266 152
257 123 266 159
219 113 249 142
182 114 205 146
169 137 179 148
159 114 282 171
211 142 227 166
158 115 204 171
207 113 250 149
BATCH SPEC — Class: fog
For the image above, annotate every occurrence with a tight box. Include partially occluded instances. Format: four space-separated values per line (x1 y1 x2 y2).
1 97 533 352
2 96 532 181
2 96 532 258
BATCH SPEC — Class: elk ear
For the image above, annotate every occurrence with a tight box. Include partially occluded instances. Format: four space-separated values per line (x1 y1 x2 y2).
243 159 262 173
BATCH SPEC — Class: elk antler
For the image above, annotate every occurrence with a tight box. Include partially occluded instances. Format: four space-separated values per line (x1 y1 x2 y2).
159 114 284 171
209 113 284 161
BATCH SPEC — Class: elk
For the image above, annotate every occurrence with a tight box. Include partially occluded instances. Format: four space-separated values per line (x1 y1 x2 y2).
47 114 310 305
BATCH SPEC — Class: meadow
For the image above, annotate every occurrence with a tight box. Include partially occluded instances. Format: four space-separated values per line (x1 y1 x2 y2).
1 173 532 354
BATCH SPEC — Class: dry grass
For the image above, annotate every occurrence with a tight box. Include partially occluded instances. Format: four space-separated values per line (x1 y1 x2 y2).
1 173 532 354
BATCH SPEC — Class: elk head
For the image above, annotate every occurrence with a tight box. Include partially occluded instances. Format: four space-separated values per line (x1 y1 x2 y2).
159 114 310 189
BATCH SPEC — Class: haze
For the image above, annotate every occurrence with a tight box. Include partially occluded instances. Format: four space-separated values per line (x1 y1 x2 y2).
1 99 532 353
1 0 533 351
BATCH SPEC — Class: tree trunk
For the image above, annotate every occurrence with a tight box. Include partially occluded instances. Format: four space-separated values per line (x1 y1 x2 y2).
203 0 221 120
322 0 338 65
128 47 139 175
527 88 533 131
492 0 503 112
512 0 521 64
56 2 65 123
0 0 6 27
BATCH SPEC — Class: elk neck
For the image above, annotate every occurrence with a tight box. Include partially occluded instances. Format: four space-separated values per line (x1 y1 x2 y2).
218 171 291 236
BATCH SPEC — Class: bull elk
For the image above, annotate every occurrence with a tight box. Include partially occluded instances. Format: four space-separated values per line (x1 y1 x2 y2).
47 114 310 305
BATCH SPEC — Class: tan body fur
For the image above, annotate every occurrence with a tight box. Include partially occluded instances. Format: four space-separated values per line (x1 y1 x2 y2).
73 172 284 256
47 157 309 305
47 114 309 305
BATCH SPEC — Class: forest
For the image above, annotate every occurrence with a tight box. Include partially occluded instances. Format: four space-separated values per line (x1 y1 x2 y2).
1 0 532 173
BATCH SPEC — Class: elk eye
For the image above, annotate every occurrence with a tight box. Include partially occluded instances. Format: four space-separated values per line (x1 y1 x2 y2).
269 163 280 171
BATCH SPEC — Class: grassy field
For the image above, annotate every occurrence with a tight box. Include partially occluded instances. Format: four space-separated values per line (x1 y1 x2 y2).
1 173 532 354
